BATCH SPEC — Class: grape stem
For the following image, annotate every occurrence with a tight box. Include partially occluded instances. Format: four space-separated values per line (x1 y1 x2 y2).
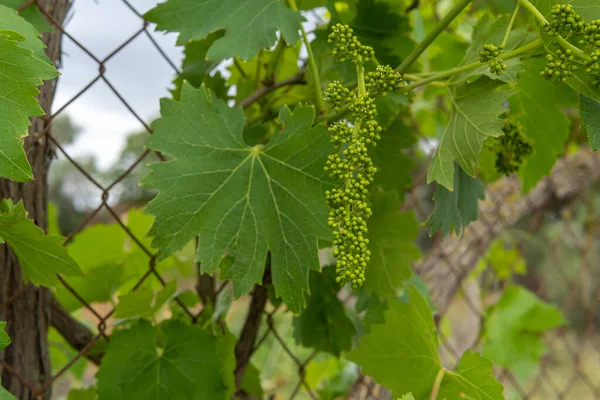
430 368 446 400
517 0 591 61
316 37 543 125
502 3 520 48
287 0 327 113
395 0 474 74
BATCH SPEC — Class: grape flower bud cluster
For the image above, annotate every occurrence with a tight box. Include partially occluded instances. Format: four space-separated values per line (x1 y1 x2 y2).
479 44 507 76
545 4 585 37
494 122 534 176
541 49 577 83
324 24 401 288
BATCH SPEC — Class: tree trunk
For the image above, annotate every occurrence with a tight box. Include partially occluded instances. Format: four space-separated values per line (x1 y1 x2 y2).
0 1 71 398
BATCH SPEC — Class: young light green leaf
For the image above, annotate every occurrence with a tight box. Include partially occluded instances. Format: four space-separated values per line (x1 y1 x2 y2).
0 200 82 286
580 94 600 150
511 58 576 192
113 288 154 319
96 319 235 400
438 350 505 400
398 394 415 400
143 0 303 61
364 191 421 297
0 1 52 33
0 322 9 350
0 24 58 181
426 163 485 237
0 383 16 400
142 83 333 313
0 5 51 60
293 268 356 356
114 281 177 319
427 78 514 191
346 286 441 399
482 285 565 380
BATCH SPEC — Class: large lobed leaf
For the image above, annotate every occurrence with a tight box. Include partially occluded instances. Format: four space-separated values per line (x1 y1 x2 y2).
482 285 565 381
580 94 600 151
428 78 514 191
0 5 58 181
293 268 356 356
364 191 420 297
142 83 333 313
96 320 235 400
426 163 485 237
346 286 504 399
0 200 82 286
511 58 576 192
144 0 303 61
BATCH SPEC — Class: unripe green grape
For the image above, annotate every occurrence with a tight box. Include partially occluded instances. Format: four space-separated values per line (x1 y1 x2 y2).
584 49 600 87
328 23 374 64
494 122 534 176
479 44 507 76
545 4 585 37
541 49 577 83
365 65 402 94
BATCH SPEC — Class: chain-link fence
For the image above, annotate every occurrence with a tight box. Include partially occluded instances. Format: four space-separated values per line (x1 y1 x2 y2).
1 1 600 399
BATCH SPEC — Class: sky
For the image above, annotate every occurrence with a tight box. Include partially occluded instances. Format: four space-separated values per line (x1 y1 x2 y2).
52 0 183 169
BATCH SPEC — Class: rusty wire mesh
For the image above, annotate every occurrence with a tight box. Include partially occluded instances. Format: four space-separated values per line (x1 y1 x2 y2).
0 1 599 399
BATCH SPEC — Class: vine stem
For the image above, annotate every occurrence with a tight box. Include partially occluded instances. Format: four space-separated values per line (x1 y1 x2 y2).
517 0 591 61
395 0 474 74
502 3 520 48
430 368 445 400
401 38 543 92
288 0 327 113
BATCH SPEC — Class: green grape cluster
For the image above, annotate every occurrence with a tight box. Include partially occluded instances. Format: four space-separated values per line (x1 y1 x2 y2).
581 20 600 47
494 123 534 176
323 25 397 288
479 44 507 76
541 49 577 82
325 81 354 112
545 4 585 37
365 65 402 94
328 23 374 63
584 49 600 87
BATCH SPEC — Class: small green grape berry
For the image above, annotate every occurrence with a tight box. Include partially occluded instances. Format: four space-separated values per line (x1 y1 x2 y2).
494 122 534 176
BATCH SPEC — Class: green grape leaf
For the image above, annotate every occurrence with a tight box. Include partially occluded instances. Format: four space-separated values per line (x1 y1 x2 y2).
67 387 97 400
346 286 441 399
67 223 127 272
0 200 82 286
0 0 51 32
114 281 177 319
55 263 123 312
142 83 333 313
482 285 565 381
572 0 600 20
483 239 527 280
511 58 576 192
438 350 505 400
0 19 58 181
293 268 356 356
364 191 421 298
453 14 531 84
347 287 504 399
398 394 415 400
144 0 303 61
0 383 16 400
241 363 263 399
350 0 416 68
0 5 51 60
427 78 514 191
371 97 416 195
426 163 485 237
580 94 600 150
96 319 235 400
170 32 228 101
0 322 9 350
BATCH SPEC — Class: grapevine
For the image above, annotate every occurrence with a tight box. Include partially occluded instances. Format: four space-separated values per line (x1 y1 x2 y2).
324 24 401 288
